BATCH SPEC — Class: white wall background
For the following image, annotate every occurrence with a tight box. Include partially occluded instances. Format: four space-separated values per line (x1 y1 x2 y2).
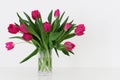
0 0 119 68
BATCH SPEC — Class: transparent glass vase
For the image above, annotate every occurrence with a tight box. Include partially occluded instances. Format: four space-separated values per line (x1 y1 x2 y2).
38 51 52 75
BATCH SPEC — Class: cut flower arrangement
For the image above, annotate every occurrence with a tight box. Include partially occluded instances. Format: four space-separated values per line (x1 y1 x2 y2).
5 9 85 73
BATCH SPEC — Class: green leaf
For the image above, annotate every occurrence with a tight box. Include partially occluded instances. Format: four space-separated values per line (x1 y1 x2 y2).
70 20 74 24
23 12 35 26
35 19 47 42
14 23 19 26
17 13 26 25
57 44 64 50
17 13 22 20
64 33 75 40
48 40 53 50
52 18 60 32
35 19 44 34
58 34 75 43
58 24 76 43
65 24 76 34
9 36 22 39
20 48 39 63
10 36 33 44
49 32 60 41
35 19 48 50
59 11 65 23
54 48 59 57
58 16 69 31
31 39 41 47
26 27 40 40
24 12 42 36
48 10 53 24
35 19 43 36
62 49 70 56
69 51 75 55
24 12 41 34
54 12 66 32
62 16 69 24
23 20 29 23
21 13 43 47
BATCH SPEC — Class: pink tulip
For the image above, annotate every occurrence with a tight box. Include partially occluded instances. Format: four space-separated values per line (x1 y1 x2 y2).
19 24 28 33
64 23 71 31
43 22 51 32
5 42 14 50
32 10 41 20
8 24 19 34
64 42 75 51
22 33 32 41
75 24 85 36
54 9 60 17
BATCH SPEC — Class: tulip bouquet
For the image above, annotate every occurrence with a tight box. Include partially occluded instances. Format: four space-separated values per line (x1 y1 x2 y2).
5 9 85 73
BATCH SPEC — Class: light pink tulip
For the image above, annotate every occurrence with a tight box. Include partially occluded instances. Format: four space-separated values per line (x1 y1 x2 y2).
64 23 71 31
54 9 60 17
64 42 75 51
75 24 85 36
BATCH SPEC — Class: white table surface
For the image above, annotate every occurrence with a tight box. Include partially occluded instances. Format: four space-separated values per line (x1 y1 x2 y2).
0 67 119 80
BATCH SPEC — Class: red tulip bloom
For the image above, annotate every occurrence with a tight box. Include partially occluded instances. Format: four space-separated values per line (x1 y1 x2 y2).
54 9 60 17
43 22 51 32
8 24 19 34
32 10 41 20
19 24 28 33
5 42 14 50
22 33 32 41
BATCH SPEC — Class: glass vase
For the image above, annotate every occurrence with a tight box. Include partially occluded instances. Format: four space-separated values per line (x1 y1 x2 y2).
38 50 52 75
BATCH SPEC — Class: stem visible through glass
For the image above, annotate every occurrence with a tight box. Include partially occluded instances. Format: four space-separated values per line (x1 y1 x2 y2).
38 50 52 74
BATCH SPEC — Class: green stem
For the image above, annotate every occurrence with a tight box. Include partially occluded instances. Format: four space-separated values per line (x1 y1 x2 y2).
38 50 52 73
15 41 33 45
57 31 66 43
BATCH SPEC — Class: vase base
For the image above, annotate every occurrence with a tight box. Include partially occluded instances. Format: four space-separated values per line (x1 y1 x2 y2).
38 72 52 80
38 71 52 76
